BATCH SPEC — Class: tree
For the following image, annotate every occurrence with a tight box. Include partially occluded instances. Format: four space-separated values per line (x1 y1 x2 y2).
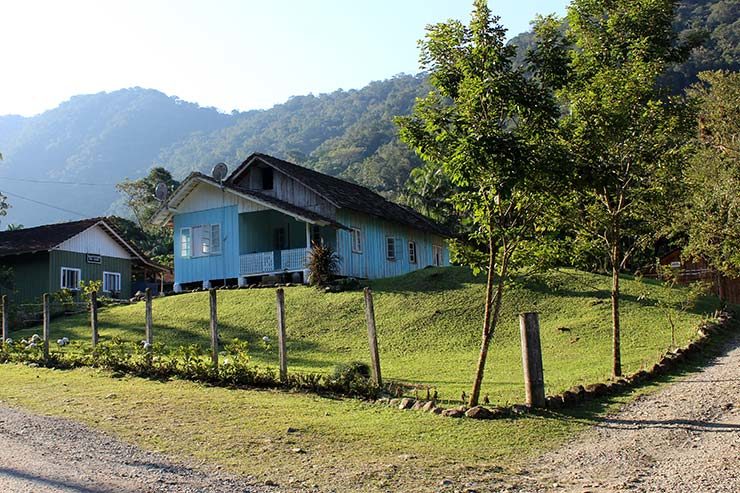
682 70 740 298
554 0 695 377
397 0 564 406
116 167 180 230
5 224 23 231
0 152 7 225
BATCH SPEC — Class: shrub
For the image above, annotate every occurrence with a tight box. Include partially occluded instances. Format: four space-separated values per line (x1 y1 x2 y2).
306 242 340 288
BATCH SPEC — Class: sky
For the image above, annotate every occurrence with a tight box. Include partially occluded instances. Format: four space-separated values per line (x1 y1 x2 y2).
0 0 569 117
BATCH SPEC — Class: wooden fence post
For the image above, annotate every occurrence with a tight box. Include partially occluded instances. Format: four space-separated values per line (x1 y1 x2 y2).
1 294 7 343
90 291 99 348
276 288 287 382
209 288 218 369
145 288 153 346
363 287 382 386
43 293 50 362
519 312 546 408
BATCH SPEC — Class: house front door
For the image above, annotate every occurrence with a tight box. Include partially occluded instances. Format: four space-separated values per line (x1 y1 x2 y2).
273 227 287 269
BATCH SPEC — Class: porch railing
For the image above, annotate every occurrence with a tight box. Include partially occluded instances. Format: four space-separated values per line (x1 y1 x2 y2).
239 248 308 276
281 247 309 271
240 251 274 275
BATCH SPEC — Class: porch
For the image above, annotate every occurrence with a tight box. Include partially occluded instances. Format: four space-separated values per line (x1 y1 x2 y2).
237 209 336 278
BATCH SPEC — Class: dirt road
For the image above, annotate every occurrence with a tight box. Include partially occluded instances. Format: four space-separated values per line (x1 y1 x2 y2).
0 405 263 493
510 335 740 493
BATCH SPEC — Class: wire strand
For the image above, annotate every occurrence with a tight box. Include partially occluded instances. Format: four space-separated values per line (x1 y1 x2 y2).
0 176 117 186
0 189 92 218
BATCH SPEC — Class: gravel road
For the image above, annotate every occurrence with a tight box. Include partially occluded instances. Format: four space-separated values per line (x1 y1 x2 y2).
509 334 740 493
0 405 264 493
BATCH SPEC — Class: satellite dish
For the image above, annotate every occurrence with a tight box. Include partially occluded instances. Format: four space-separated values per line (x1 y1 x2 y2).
212 162 228 183
154 182 168 202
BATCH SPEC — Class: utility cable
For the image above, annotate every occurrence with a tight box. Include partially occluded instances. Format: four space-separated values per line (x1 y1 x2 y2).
0 176 117 186
0 189 92 218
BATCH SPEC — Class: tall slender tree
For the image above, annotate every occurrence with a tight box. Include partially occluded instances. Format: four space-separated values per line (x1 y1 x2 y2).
397 0 564 406
553 0 695 377
682 70 740 299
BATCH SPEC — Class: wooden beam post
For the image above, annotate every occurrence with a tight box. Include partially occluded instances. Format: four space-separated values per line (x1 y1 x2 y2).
276 288 288 382
1 294 8 343
90 291 99 348
209 288 218 369
363 287 382 386
145 288 153 346
519 312 546 408
43 293 50 363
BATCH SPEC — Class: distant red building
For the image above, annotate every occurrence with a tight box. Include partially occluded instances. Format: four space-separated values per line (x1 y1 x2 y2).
659 249 740 304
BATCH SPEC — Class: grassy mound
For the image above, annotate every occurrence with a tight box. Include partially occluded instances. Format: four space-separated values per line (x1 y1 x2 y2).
14 267 718 404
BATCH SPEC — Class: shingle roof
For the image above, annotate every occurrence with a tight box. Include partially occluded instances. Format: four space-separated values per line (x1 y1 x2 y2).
0 218 102 257
229 153 451 236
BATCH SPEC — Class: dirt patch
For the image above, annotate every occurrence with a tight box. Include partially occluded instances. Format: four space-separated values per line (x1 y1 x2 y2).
0 405 263 493
507 335 740 493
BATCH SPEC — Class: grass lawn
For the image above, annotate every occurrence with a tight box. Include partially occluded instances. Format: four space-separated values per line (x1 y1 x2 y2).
0 363 660 492
12 267 719 405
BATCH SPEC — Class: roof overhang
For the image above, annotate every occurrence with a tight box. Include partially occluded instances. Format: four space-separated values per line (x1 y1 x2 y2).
151 175 347 229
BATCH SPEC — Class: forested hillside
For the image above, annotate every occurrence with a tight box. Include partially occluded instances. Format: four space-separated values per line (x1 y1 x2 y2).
0 0 735 227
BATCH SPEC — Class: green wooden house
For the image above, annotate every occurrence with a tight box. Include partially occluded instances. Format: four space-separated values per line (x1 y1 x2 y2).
0 218 164 303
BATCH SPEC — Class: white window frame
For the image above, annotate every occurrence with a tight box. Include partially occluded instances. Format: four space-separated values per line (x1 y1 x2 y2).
180 227 192 258
408 241 417 264
103 271 122 293
433 245 443 267
60 267 81 291
351 228 363 253
386 237 396 261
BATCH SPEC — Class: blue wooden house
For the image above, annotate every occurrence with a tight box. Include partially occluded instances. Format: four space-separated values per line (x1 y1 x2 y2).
152 153 450 289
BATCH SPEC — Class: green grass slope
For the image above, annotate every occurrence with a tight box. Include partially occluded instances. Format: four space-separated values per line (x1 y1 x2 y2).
15 267 719 404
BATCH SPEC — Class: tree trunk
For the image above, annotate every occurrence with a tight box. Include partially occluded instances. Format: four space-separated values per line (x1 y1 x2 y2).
611 243 622 378
469 245 508 407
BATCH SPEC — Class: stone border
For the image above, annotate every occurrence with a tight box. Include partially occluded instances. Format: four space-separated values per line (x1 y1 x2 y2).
375 310 737 420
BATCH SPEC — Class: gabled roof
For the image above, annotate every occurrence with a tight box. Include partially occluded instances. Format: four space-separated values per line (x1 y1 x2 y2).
229 153 451 236
0 217 166 271
151 172 348 229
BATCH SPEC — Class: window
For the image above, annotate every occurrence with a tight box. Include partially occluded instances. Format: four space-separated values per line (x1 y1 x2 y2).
180 228 192 258
311 225 322 246
433 245 443 267
60 267 81 290
386 237 396 260
103 271 121 293
182 225 222 258
201 225 211 255
261 167 274 190
351 228 362 253
408 241 417 264
210 224 222 254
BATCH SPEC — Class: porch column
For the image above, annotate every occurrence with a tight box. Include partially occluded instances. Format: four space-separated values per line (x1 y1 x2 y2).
305 222 311 249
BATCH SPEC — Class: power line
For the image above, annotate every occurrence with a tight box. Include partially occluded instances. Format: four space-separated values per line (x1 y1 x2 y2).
0 189 92 218
0 176 117 186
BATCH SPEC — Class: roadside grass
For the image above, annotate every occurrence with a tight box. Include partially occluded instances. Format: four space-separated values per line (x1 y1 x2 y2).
0 364 643 492
12 267 719 404
0 331 735 492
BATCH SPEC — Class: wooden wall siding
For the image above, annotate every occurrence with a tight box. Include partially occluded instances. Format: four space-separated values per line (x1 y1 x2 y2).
53 224 131 259
173 205 240 285
335 210 450 279
177 181 269 214
239 210 308 255
0 252 51 304
234 164 337 219
49 251 132 297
